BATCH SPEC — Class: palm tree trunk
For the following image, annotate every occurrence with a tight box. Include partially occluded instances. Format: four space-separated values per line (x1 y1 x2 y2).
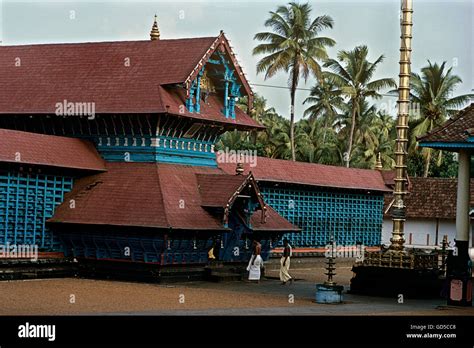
346 101 357 168
322 118 328 143
251 130 257 145
322 109 334 143
289 91 297 162
423 148 432 177
289 59 299 162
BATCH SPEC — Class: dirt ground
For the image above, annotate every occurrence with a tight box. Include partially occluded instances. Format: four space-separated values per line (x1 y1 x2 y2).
0 258 351 315
2 258 473 316
0 278 303 315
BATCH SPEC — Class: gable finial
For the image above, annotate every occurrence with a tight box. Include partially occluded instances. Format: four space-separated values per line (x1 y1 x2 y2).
150 14 160 40
236 162 244 175
375 152 383 170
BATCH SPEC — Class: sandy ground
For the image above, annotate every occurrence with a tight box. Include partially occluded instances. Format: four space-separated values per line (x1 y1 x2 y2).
0 278 301 315
1 258 473 316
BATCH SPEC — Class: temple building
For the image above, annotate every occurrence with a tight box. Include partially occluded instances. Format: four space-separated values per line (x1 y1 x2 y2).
219 157 390 248
0 19 301 271
0 18 393 277
418 103 473 306
382 176 474 248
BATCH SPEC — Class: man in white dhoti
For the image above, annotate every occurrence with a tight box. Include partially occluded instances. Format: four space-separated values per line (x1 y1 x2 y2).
280 238 293 285
247 240 262 282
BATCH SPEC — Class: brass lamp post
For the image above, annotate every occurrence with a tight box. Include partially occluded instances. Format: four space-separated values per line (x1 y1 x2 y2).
389 0 413 254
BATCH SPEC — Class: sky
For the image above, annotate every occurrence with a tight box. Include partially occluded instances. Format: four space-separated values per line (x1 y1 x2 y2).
1 0 472 120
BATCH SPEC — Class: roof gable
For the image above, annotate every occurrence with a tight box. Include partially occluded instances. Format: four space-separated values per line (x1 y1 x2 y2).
197 173 264 208
183 32 254 109
49 162 298 232
197 172 266 226
0 35 255 118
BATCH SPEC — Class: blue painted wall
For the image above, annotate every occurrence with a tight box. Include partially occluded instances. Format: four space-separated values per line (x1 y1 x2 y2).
0 169 73 251
90 135 217 167
262 185 384 247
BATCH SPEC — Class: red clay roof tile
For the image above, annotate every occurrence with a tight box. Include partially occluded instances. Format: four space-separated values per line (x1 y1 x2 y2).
0 37 262 130
0 129 105 171
218 157 390 192
197 173 248 208
49 162 298 232
418 104 474 144
0 38 216 114
384 177 474 219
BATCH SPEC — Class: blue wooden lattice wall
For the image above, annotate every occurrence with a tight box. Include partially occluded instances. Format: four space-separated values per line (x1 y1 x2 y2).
262 186 383 247
0 170 73 251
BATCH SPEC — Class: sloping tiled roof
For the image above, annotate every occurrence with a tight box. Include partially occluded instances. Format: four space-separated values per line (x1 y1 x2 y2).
252 205 301 231
197 173 248 207
0 129 106 171
380 170 411 190
0 36 261 130
49 162 298 232
0 38 214 114
156 164 228 230
218 157 390 192
383 177 474 219
158 87 264 130
418 104 474 144
381 170 396 187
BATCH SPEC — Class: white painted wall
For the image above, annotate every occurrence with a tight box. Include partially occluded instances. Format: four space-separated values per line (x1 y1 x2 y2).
382 218 464 247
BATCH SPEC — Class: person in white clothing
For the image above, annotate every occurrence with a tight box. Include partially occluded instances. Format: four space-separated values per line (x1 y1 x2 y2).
280 238 293 285
247 240 263 282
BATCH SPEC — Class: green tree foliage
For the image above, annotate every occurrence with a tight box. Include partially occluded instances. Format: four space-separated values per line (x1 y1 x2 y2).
323 45 396 167
221 2 471 179
253 2 335 161
408 61 473 177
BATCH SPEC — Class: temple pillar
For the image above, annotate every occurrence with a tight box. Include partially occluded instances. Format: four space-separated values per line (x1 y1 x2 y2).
456 150 470 243
448 149 472 306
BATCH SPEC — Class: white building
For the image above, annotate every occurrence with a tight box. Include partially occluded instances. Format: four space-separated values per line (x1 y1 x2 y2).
381 177 473 249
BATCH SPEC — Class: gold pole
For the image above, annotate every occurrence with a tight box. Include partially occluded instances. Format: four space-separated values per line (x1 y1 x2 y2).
389 0 413 253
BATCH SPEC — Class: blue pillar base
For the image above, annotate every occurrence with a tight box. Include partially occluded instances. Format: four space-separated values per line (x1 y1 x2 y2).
316 284 344 303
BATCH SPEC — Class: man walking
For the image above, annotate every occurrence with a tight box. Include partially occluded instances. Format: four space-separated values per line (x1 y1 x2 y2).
247 240 263 283
280 238 293 285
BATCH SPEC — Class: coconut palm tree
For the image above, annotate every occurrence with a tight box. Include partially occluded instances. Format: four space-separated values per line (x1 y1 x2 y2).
296 118 339 164
409 61 473 177
324 45 396 167
352 108 396 169
238 94 279 145
253 2 335 161
217 129 248 151
268 120 292 159
303 75 345 142
258 108 289 158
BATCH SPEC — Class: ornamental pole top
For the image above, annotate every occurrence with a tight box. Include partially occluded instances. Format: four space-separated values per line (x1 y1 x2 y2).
150 14 160 41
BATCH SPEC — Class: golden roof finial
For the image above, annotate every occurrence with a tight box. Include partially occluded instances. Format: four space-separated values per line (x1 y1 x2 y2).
375 152 383 170
236 162 244 175
150 14 160 40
